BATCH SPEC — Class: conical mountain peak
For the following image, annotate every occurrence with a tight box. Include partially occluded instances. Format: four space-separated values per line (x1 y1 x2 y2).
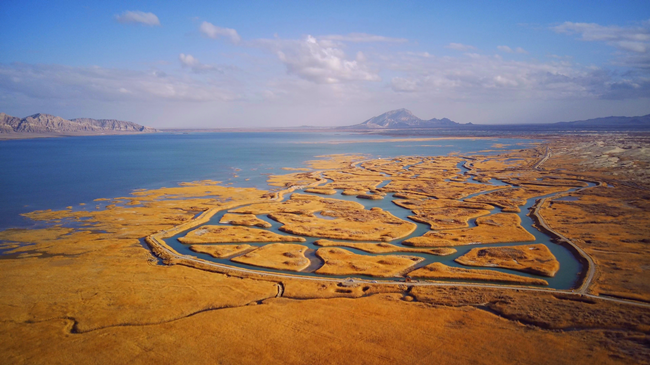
343 109 458 129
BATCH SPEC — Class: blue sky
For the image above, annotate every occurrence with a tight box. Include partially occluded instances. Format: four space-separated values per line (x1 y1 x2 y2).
1 0 649 127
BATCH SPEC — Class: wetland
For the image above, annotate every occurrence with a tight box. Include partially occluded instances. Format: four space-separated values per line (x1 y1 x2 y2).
158 153 588 288
2 132 650 364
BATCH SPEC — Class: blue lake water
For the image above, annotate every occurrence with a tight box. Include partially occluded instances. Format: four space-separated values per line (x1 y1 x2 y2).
0 132 533 230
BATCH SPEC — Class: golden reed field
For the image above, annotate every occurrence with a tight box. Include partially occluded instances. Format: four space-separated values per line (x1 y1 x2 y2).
2 134 650 364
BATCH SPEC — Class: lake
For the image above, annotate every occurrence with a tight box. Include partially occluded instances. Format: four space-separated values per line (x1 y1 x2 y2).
0 132 534 230
2 132 585 288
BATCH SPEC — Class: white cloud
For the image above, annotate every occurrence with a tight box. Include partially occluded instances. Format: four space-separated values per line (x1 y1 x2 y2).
497 45 528 54
320 33 407 43
179 53 221 73
553 21 650 44
407 51 432 58
200 21 241 44
0 63 238 103
616 41 648 53
383 51 650 100
553 21 650 68
260 35 381 84
4 20 649 127
115 11 160 26
446 43 476 51
179 54 199 68
391 77 420 92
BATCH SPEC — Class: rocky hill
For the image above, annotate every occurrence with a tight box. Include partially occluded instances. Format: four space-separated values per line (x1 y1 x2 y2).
0 113 158 134
341 109 459 129
70 118 158 132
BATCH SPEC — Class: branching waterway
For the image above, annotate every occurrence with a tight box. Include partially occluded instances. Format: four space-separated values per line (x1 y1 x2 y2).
164 158 594 290
3 133 588 288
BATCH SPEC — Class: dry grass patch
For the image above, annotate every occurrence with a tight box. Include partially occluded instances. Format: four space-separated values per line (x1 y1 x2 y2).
315 247 423 277
408 262 548 285
189 244 253 258
219 213 272 228
455 244 560 277
404 213 535 247
314 239 456 255
271 207 415 242
178 225 305 244
231 243 311 271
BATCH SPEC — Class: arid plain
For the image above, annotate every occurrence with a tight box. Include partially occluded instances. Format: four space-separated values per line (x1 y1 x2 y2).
2 134 650 364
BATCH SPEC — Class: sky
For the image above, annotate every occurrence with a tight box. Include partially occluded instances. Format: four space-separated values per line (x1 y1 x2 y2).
1 0 649 128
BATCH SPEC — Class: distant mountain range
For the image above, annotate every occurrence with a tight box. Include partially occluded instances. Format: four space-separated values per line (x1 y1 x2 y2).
341 108 460 129
340 109 650 130
553 115 650 129
0 113 158 135
4 109 649 136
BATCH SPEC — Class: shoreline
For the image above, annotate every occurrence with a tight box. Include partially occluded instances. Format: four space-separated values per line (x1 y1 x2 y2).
5 137 649 308
0 131 160 141
6 128 645 141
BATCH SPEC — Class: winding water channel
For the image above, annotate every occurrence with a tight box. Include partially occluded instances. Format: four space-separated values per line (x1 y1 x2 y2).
164 160 592 290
